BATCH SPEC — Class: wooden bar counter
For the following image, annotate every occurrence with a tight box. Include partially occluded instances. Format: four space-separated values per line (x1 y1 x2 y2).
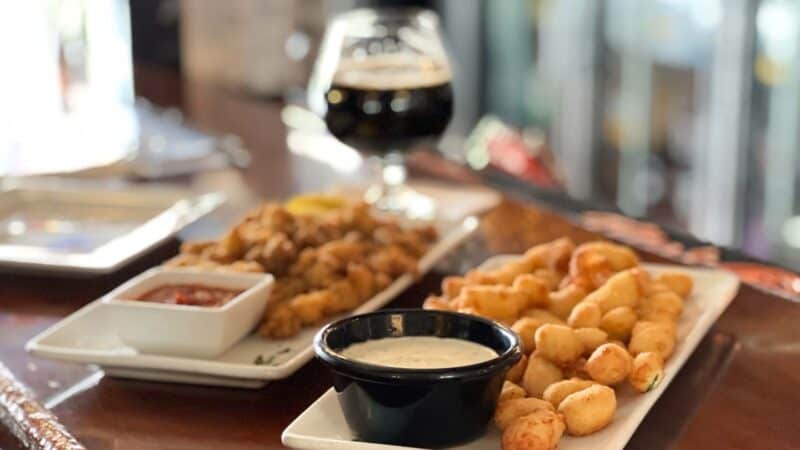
0 67 797 450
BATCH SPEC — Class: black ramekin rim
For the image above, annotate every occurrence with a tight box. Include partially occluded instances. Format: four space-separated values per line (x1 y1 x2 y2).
313 309 522 383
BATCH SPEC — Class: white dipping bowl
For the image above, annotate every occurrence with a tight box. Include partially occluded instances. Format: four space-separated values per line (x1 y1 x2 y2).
102 267 274 358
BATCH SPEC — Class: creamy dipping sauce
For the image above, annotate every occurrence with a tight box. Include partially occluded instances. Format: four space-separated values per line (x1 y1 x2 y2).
339 336 498 369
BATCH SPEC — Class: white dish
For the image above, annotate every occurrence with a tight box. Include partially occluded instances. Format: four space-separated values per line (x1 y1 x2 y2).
0 180 224 274
103 268 274 358
281 261 740 450
26 216 480 388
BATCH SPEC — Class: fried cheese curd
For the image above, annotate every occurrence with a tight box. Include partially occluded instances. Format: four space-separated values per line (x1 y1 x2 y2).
167 201 437 338
422 238 694 448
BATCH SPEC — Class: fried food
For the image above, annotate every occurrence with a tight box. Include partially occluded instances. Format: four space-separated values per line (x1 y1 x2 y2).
560 357 588 380
598 306 638 341
495 397 555 430
422 295 452 311
257 232 297 275
212 229 244 262
326 280 361 314
303 259 341 289
532 269 563 291
347 263 375 300
558 384 616 436
500 381 528 403
258 303 301 338
629 266 652 292
637 291 683 323
565 249 613 290
466 259 535 286
628 321 676 360
455 285 527 324
501 409 565 450
656 271 693 298
644 281 672 296
573 327 608 353
584 269 641 313
288 290 333 325
167 200 436 339
512 274 550 309
224 260 265 273
575 241 639 271
629 352 664 393
528 237 575 273
269 276 307 304
567 302 602 328
442 276 466 299
585 343 632 385
543 378 596 408
512 318 544 354
368 244 419 277
423 238 695 441
180 240 216 255
534 324 584 365
374 272 392 291
506 354 528 383
522 355 564 398
547 284 587 319
475 238 574 287
522 309 566 326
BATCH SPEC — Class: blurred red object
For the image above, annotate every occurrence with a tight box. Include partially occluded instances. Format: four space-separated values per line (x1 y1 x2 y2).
720 263 800 299
466 116 562 189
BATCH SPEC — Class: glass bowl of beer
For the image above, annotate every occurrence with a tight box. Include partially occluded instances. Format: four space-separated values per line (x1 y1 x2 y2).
308 8 453 220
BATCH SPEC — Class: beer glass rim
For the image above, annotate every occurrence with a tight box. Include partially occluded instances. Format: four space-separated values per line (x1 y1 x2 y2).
330 7 440 29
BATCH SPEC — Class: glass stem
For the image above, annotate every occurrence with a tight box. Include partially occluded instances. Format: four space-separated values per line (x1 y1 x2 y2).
381 151 407 199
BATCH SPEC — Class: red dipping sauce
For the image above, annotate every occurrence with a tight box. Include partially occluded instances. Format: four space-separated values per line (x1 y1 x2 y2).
136 285 244 307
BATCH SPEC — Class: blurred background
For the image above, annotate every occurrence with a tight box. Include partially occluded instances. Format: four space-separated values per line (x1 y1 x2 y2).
3 0 800 271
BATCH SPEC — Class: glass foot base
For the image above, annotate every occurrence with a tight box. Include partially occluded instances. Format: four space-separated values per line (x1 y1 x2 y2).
364 184 436 221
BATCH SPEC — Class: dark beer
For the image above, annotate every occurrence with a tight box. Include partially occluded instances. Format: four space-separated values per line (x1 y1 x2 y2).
324 55 453 154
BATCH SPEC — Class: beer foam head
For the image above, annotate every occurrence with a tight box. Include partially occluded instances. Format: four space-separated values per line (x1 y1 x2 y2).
333 54 451 90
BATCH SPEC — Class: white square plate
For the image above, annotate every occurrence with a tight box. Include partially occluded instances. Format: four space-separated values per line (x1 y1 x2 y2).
281 259 740 450
0 180 224 274
25 216 480 388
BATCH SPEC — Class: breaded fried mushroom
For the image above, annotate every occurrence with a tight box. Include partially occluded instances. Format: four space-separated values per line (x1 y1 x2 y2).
499 381 528 404
628 352 664 393
585 343 632 385
534 324 584 365
558 384 616 436
422 295 452 311
495 397 555 430
656 272 693 298
512 317 543 354
506 354 528 383
522 355 564 397
501 409 565 450
543 378 596 408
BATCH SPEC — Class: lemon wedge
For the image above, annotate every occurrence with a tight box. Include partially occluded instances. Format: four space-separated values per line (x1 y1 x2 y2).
285 194 347 215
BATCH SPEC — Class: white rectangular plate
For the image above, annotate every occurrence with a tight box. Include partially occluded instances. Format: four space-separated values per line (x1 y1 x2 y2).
281 260 740 450
0 180 224 274
26 217 480 388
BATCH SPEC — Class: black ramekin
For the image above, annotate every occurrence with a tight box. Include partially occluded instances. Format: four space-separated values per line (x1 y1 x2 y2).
313 309 522 448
